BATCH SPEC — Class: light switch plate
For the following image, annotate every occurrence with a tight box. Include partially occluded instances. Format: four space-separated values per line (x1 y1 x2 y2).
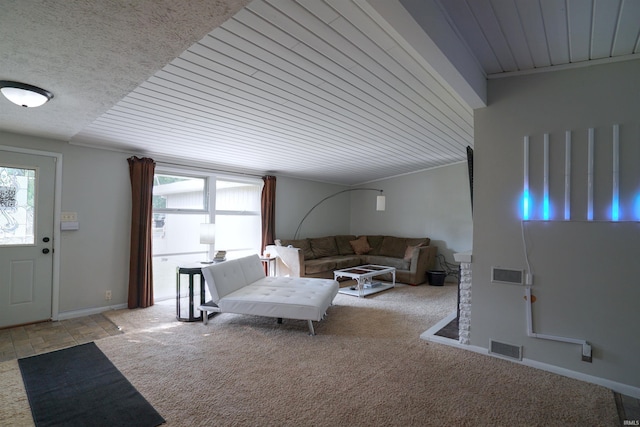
61 212 78 222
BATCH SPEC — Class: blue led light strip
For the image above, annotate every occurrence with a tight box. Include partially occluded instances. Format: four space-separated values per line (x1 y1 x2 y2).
612 124 619 221
523 136 530 221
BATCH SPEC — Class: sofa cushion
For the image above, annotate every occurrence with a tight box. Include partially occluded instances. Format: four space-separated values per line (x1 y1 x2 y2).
219 277 339 322
349 236 372 255
309 236 339 258
364 235 385 255
379 236 408 258
238 254 268 283
278 238 315 260
335 235 356 255
365 255 410 271
202 258 250 302
334 255 363 270
305 258 337 275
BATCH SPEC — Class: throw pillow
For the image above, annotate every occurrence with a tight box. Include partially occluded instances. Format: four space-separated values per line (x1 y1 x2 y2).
349 236 372 255
335 235 357 255
403 243 424 261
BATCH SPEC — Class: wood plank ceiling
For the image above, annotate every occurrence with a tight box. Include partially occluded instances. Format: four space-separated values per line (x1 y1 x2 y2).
438 0 640 76
70 0 640 185
71 0 474 185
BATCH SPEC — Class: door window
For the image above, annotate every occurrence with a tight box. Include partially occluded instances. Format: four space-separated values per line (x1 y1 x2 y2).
0 166 36 246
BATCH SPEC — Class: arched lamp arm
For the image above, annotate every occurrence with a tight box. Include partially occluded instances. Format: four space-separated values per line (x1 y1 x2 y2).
293 188 383 240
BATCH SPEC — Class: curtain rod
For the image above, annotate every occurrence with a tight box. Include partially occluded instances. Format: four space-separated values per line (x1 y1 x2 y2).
155 160 265 179
67 141 267 179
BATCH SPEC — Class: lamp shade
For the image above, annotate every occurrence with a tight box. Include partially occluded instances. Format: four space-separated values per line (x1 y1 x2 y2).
0 81 53 108
199 223 216 244
376 195 386 211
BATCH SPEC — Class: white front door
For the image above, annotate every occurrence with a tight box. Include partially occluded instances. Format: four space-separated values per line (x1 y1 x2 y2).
0 150 55 328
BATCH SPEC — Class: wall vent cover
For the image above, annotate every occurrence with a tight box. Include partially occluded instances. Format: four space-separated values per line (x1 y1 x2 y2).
491 267 524 285
490 340 523 360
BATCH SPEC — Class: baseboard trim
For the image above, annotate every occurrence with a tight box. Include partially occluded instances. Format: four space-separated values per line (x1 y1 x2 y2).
421 314 640 399
57 304 127 321
519 358 640 399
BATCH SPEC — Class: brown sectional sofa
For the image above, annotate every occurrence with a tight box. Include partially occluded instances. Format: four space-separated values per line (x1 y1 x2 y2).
268 235 437 285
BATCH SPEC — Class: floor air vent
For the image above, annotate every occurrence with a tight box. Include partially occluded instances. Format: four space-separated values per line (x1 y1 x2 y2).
490 340 522 360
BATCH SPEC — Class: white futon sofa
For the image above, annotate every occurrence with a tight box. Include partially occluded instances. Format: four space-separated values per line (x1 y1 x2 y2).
199 254 339 335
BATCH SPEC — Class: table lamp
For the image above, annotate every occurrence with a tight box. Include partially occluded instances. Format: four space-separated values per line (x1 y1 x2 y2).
200 223 215 263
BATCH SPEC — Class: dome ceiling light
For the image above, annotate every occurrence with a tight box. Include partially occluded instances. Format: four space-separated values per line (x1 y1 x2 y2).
0 81 54 108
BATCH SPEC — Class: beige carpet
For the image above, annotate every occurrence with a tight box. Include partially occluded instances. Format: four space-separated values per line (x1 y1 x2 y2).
0 283 619 426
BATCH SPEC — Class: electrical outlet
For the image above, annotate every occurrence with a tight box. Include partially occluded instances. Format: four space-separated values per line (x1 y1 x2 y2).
105 290 112 301
582 343 592 363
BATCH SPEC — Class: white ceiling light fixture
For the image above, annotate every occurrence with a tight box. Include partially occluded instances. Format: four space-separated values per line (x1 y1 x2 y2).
0 81 54 108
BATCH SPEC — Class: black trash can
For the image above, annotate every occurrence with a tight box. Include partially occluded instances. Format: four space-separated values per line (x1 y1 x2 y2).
427 270 446 286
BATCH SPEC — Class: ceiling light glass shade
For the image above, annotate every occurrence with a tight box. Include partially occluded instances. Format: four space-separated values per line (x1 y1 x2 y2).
199 223 216 244
0 81 53 107
376 195 386 211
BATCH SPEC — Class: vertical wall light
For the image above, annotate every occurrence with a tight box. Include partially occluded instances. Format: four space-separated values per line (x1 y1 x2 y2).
612 124 620 221
543 133 550 220
564 131 571 220
523 136 530 220
587 128 594 221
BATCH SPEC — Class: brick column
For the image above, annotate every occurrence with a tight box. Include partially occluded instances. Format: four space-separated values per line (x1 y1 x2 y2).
458 261 472 344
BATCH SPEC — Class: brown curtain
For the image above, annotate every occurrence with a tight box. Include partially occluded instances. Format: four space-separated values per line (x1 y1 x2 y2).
127 156 156 309
261 175 276 253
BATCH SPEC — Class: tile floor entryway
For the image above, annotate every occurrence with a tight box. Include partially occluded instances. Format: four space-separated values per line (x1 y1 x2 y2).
0 314 122 362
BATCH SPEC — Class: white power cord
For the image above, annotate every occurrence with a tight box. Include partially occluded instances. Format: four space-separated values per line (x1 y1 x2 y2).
520 220 591 362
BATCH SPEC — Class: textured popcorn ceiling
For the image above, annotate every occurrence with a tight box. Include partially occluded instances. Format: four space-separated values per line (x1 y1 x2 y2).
0 0 250 140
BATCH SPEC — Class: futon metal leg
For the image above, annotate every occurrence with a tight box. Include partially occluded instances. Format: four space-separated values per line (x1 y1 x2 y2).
307 320 315 336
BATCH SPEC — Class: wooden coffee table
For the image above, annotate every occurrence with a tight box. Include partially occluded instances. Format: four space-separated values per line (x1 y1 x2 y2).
334 264 396 298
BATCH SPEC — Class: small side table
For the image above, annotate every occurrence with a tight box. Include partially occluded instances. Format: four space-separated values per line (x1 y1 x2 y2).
176 263 215 322
260 256 277 277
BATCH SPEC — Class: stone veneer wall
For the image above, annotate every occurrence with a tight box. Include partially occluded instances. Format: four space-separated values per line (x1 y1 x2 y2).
458 261 472 344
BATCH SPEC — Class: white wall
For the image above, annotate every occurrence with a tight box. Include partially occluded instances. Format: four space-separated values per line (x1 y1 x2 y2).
350 162 473 266
472 59 640 390
274 176 350 239
1 132 132 314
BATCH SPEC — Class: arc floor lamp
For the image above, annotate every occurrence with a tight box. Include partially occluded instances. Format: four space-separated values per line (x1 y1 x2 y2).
293 188 385 239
